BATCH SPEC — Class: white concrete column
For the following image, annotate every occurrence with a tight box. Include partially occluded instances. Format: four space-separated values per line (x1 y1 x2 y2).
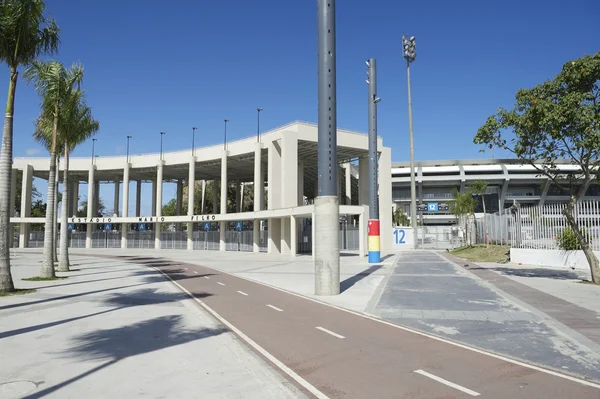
9 168 17 248
121 162 130 249
358 157 369 207
220 151 228 251
19 165 33 248
136 180 142 217
281 217 290 255
337 165 342 204
155 162 163 249
253 219 260 253
187 156 196 250
267 140 282 254
176 179 183 231
290 216 297 257
85 166 95 249
151 179 157 217
113 175 120 216
280 133 297 255
378 147 393 251
253 143 263 211
344 162 352 205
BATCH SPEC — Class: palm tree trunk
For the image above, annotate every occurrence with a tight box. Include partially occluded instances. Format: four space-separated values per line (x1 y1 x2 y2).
0 68 18 292
41 110 59 278
58 142 70 271
53 157 59 263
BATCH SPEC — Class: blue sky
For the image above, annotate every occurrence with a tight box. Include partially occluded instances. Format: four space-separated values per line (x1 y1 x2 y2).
2 0 599 213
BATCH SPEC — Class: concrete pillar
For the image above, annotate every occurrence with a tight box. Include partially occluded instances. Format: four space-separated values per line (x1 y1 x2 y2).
253 219 260 253
121 162 130 249
219 151 228 251
176 179 183 231
337 165 342 203
136 180 142 217
19 165 33 248
187 156 196 250
279 119 298 256
378 147 393 251
85 166 95 249
9 169 16 248
290 216 297 257
344 162 352 205
155 162 163 249
113 176 120 216
151 179 157 217
254 143 263 211
281 217 291 255
311 210 316 262
267 140 282 253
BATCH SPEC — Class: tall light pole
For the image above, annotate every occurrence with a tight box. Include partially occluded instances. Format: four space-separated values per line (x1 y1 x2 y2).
315 0 339 296
91 138 97 165
126 136 132 163
160 131 166 161
223 119 229 150
256 108 263 142
366 58 381 263
403 35 418 248
192 127 198 156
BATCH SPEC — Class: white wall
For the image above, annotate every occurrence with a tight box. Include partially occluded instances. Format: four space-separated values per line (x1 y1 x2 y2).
510 248 600 270
390 227 415 251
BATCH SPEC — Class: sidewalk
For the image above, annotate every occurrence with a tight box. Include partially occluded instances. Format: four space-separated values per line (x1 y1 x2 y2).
0 253 306 399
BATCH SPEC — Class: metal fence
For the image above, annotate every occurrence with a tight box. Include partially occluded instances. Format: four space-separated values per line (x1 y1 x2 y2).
476 201 600 251
415 226 464 250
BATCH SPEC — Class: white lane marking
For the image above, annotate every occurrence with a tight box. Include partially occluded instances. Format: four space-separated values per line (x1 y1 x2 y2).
150 267 329 399
266 304 283 312
184 267 188 270
237 291 248 296
414 369 480 397
217 282 225 286
204 276 210 279
193 271 198 274
197 260 600 390
315 326 345 339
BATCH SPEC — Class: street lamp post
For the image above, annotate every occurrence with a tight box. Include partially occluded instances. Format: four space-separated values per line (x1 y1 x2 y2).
223 120 229 150
160 132 166 161
366 58 381 263
402 35 418 248
192 127 198 156
91 138 97 165
126 136 132 163
315 0 339 296
256 108 263 142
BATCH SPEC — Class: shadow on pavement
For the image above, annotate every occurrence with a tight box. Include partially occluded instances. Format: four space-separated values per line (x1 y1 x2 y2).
341 265 383 293
21 315 228 399
0 288 213 340
470 266 582 280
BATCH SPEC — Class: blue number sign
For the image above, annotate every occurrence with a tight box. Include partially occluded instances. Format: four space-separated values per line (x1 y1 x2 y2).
394 229 406 244
427 203 439 212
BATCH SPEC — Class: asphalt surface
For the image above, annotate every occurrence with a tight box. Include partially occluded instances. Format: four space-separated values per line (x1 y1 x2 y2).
124 255 600 399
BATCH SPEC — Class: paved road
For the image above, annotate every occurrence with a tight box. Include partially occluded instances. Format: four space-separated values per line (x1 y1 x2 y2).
123 254 599 399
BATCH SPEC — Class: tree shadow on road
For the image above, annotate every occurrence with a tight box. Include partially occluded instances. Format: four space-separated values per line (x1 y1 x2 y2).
470 266 584 280
20 315 228 399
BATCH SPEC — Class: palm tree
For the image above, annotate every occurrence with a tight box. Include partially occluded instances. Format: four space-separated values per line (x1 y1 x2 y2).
450 187 476 246
57 92 99 271
0 0 59 292
24 60 82 278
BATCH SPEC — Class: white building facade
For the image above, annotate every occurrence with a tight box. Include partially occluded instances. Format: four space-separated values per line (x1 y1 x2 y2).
10 122 393 256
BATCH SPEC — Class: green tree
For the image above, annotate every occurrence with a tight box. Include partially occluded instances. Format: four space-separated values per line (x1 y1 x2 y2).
77 198 106 218
25 60 83 278
0 0 60 292
474 52 600 284
393 207 410 226
450 187 476 246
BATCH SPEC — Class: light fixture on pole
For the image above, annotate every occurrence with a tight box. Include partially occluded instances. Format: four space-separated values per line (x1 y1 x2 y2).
366 58 381 263
402 34 418 248
91 138 97 165
256 108 263 142
192 127 198 156
160 132 166 161
223 119 229 150
126 136 132 163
